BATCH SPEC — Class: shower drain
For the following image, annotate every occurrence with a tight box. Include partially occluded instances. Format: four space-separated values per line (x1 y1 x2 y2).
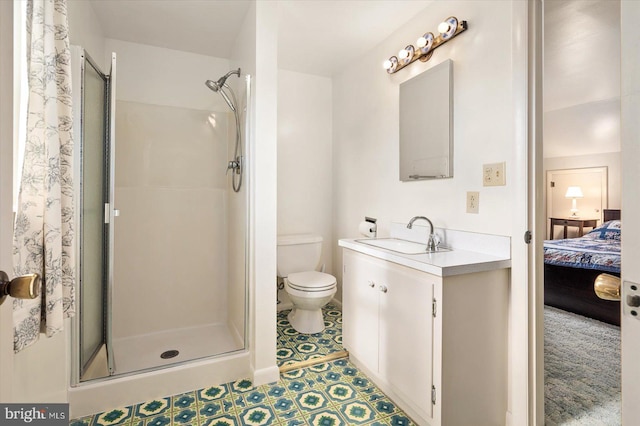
160 350 179 359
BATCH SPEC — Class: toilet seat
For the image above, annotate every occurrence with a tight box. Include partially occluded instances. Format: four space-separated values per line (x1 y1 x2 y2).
286 271 336 292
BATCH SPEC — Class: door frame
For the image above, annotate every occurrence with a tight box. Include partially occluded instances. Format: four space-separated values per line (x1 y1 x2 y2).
620 1 640 422
533 1 639 425
528 0 544 424
0 0 15 403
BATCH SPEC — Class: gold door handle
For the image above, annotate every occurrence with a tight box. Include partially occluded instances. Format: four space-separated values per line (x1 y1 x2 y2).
594 273 621 301
0 271 40 305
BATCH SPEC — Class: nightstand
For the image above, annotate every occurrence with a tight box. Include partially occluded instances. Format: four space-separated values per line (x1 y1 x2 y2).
549 217 599 239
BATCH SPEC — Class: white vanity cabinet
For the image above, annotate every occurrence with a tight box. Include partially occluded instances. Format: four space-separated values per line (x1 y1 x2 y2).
342 248 508 426
342 249 435 419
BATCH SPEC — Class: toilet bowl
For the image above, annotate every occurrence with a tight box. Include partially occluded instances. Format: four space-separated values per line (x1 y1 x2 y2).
277 234 337 334
285 271 337 334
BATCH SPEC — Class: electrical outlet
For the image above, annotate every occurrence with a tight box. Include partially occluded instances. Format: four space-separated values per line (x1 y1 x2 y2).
483 162 506 186
467 191 479 214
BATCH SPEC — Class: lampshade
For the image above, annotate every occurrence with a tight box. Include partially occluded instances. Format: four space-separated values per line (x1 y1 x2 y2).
565 186 583 198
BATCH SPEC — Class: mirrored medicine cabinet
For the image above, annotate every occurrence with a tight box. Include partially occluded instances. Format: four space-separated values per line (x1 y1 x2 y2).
399 59 453 181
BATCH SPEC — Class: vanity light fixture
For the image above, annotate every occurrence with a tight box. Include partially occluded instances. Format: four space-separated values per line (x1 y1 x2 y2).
383 16 467 74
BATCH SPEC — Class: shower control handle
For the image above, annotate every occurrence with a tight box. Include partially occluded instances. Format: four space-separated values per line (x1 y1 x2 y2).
226 159 241 175
368 281 375 288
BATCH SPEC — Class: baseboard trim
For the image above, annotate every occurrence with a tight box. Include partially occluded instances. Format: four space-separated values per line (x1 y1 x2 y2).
252 364 280 386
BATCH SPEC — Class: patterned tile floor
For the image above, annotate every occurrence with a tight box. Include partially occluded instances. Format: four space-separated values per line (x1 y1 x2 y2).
70 303 415 425
277 303 344 368
69 359 415 426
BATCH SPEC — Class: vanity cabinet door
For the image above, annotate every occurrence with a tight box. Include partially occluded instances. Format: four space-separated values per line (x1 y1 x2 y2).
342 250 382 371
378 261 436 421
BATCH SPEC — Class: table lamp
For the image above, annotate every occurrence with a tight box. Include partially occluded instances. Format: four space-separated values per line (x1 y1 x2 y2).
565 186 583 217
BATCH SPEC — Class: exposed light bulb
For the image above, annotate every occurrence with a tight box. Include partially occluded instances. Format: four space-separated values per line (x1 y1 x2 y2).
438 21 450 34
417 33 434 53
399 45 415 64
384 56 398 73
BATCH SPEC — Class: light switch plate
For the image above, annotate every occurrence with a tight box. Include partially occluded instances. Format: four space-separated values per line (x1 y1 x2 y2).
483 162 506 186
467 191 479 214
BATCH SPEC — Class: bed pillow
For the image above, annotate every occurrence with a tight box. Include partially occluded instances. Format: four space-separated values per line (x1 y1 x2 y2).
585 220 621 241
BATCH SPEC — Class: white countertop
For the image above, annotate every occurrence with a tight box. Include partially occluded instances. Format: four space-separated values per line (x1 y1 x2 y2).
339 238 511 277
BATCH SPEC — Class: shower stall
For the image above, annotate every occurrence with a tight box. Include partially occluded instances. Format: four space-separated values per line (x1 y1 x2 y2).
70 45 251 384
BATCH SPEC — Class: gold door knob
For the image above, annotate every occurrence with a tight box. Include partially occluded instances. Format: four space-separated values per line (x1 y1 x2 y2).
0 271 41 305
594 273 621 301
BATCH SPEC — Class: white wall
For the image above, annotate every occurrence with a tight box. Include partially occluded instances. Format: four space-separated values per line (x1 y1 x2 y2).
543 0 620 159
277 69 333 287
544 99 620 158
247 1 279 385
228 1 279 386
68 0 105 70
333 2 516 289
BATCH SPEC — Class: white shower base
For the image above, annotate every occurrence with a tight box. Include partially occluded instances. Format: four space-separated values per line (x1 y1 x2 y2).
112 322 243 375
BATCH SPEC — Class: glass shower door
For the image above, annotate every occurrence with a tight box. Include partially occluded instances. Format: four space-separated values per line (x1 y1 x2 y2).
76 48 116 381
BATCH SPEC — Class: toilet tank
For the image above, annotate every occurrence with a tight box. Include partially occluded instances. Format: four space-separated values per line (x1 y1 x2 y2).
277 234 323 277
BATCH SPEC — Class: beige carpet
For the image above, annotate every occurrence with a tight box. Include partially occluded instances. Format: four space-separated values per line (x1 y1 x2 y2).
544 306 621 425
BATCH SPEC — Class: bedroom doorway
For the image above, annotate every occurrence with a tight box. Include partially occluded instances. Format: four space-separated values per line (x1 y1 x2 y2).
541 0 622 424
546 167 608 238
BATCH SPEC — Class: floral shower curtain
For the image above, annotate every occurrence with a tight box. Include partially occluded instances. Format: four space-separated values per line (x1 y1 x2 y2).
13 0 75 352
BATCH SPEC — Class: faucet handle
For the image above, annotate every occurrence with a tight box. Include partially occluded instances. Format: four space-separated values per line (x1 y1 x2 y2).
427 234 440 252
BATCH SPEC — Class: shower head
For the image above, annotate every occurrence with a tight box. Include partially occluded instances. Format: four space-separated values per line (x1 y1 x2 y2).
205 68 241 93
205 68 241 111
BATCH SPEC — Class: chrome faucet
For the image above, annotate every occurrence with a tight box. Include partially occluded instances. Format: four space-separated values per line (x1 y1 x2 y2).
407 216 438 252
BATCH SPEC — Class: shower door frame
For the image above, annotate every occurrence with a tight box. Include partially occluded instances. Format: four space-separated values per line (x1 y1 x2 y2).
70 46 116 384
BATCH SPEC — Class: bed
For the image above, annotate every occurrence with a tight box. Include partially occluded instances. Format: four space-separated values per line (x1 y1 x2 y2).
544 209 621 326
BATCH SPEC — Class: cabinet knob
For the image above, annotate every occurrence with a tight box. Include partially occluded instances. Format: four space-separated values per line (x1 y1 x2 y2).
379 285 388 293
368 281 375 288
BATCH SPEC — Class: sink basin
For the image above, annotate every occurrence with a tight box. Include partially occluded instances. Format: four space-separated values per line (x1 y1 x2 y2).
355 238 451 255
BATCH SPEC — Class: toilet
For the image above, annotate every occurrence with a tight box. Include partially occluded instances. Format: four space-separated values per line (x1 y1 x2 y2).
277 234 337 334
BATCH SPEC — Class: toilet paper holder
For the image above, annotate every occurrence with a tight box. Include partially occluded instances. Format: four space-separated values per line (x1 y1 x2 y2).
359 217 377 238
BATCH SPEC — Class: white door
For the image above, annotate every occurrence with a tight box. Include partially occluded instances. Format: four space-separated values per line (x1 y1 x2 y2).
0 0 14 402
620 1 640 422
